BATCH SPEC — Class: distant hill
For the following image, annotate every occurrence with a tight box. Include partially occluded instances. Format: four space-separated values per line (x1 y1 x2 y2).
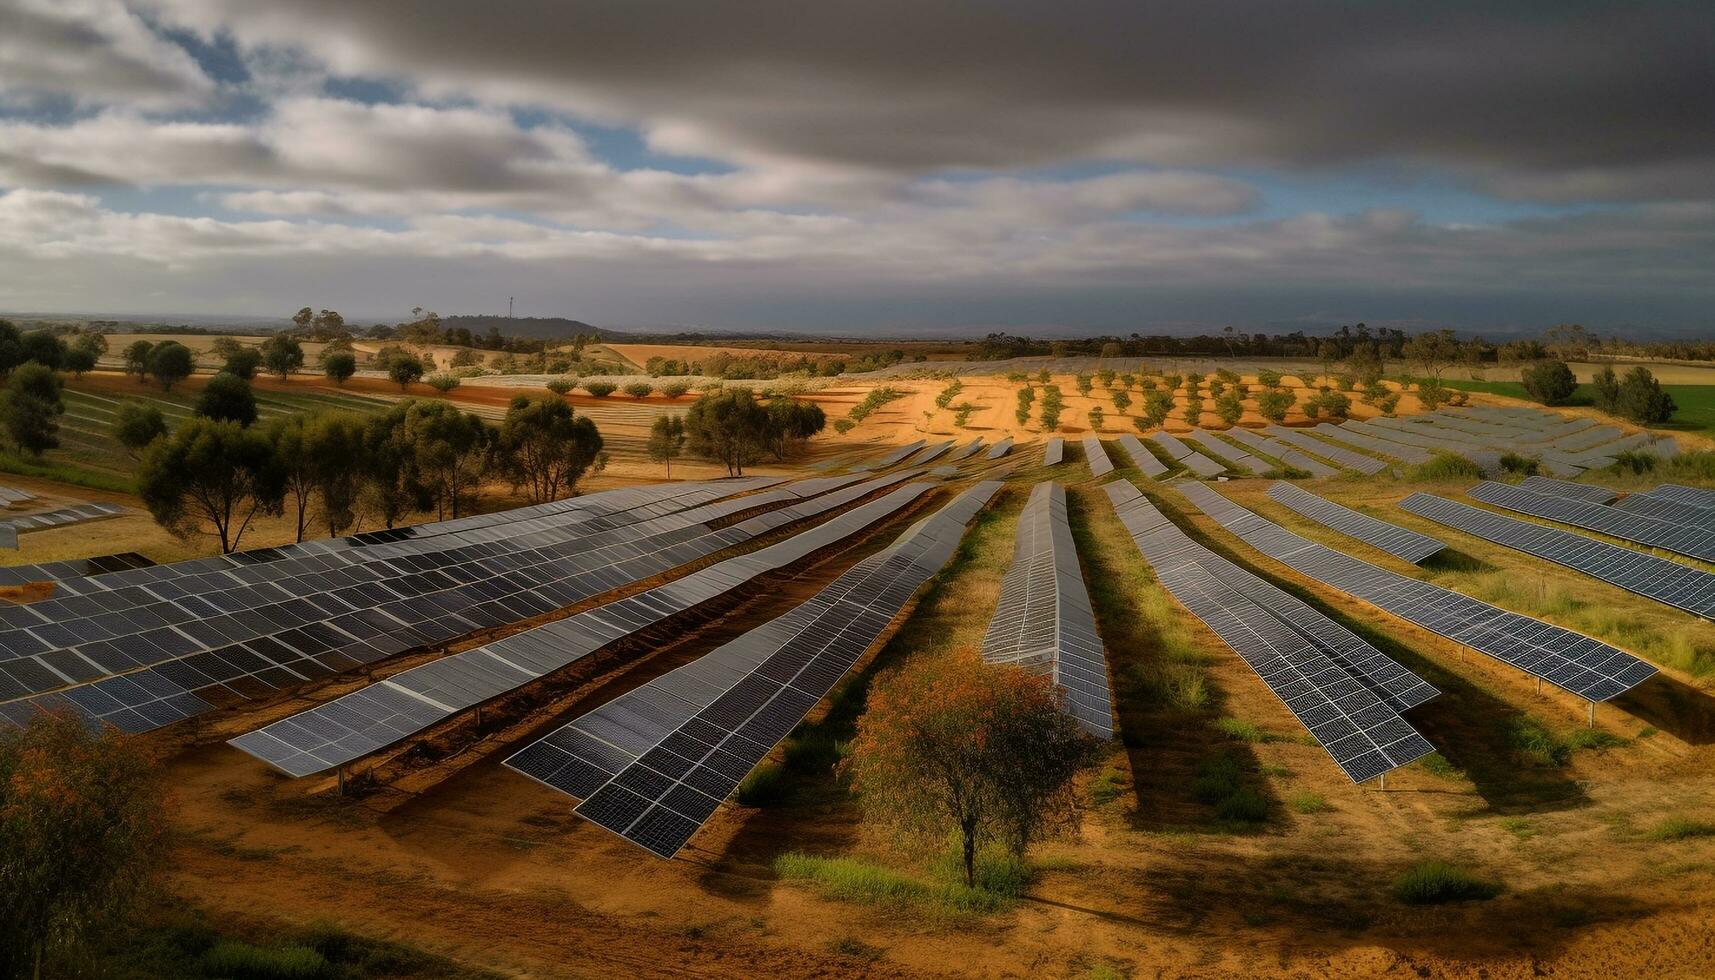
442 315 608 341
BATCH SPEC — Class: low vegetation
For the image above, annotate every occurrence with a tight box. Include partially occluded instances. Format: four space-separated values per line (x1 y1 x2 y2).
1392 861 1501 905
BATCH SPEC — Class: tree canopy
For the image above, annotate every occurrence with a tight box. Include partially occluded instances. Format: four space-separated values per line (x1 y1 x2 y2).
1521 359 1578 406
684 389 769 475
194 372 258 427
842 650 1092 888
2 363 64 458
138 417 285 553
146 341 195 391
496 395 604 503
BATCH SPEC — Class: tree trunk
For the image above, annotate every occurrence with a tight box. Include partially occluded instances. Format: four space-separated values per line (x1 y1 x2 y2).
962 820 977 888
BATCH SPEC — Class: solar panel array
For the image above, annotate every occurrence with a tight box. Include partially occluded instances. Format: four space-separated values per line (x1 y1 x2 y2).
950 438 985 461
1340 419 1504 473
1105 482 1434 781
0 487 34 506
506 481 1002 858
1044 437 1065 466
1151 432 1194 460
0 477 830 731
6 503 128 531
1116 435 1168 477
1345 409 1666 477
1218 427 1339 478
1180 451 1226 478
1644 484 1715 510
232 478 941 777
1191 429 1263 472
1519 476 1617 504
0 552 153 585
1265 427 1387 475
856 440 924 471
1176 482 1656 702
1613 489 1715 530
913 441 954 465
980 483 1112 737
1083 436 1114 476
1400 493 1715 620
1314 423 1431 464
0 525 14 549
1266 483 1446 564
1468 481 1715 563
985 437 1014 460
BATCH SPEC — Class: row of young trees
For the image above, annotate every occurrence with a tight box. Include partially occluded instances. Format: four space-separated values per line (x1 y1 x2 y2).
123 395 604 553
1523 360 1677 424
652 390 827 476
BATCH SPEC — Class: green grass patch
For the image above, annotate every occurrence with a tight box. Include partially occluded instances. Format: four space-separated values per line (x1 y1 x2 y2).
735 761 787 806
1499 817 1538 840
827 936 884 961
1089 768 1129 807
1418 752 1467 782
1392 860 1501 905
1407 451 1482 482
1647 817 1715 841
0 449 136 493
773 852 1011 915
199 942 329 979
1288 791 1328 814
1193 754 1269 824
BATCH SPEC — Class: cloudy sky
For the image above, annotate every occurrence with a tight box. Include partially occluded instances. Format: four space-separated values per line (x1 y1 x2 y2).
1 1 1712 334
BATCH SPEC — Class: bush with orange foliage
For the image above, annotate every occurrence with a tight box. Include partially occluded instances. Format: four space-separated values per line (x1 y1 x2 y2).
0 710 169 979
841 648 1093 887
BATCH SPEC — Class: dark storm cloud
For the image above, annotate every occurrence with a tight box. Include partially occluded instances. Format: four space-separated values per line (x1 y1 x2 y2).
149 0 1715 199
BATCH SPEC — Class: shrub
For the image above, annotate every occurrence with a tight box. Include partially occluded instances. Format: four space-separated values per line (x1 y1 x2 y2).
1522 359 1578 405
1257 369 1282 389
1608 450 1660 475
1392 861 1500 905
1499 452 1540 476
624 381 654 398
1417 381 1451 410
1508 717 1570 767
1289 791 1328 814
1409 452 1481 482
1615 366 1676 424
545 378 573 395
1256 388 1295 422
583 381 617 398
660 379 693 399
424 372 460 394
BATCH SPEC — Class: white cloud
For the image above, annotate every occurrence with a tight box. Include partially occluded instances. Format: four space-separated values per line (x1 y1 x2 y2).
0 0 213 109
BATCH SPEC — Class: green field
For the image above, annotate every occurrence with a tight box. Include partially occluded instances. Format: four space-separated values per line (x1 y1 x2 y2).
12 384 397 492
1434 378 1715 434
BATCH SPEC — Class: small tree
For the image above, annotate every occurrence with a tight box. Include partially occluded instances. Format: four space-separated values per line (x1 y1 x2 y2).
1403 329 1459 387
684 389 769 475
764 398 826 460
2 363 64 457
1182 394 1204 428
62 334 100 377
1087 406 1105 431
1257 388 1295 422
1142 390 1173 428
1615 366 1676 424
584 381 617 398
306 411 367 537
545 378 574 396
496 395 604 503
193 372 258 427
647 415 686 477
122 340 153 382
1520 360 1577 406
1111 389 1132 415
841 650 1092 888
1075 374 1093 396
1256 369 1282 389
387 353 425 391
112 401 167 457
147 341 194 391
259 334 305 380
19 333 65 371
403 399 492 519
138 417 285 553
660 379 693 399
222 347 262 380
0 711 169 980
322 351 356 386
1215 389 1244 426
425 372 461 394
1590 365 1621 413
624 381 654 399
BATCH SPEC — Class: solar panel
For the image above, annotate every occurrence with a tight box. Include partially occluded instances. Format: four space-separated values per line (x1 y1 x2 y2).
1266 483 1446 564
1218 427 1339 478
1400 493 1715 620
230 478 943 776
980 483 1113 736
1083 437 1114 476
985 437 1014 459
912 441 954 464
860 440 925 469
1518 476 1617 504
1116 435 1168 477
1150 432 1194 460
1612 490 1715 530
1643 484 1715 510
1468 481 1715 563
1313 423 1431 464
1176 482 1656 703
950 438 985 461
507 482 1002 858
6 477 892 734
1104 482 1435 782
1044 437 1065 466
4 503 128 532
1264 427 1387 475
1180 452 1226 478
1190 430 1263 472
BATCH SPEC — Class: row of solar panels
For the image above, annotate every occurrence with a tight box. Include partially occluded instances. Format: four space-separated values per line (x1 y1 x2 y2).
979 483 1113 737
1266 483 1446 564
2 475 909 730
1105 482 1435 782
1177 483 1656 702
0 479 777 703
506 482 1003 858
1342 410 1671 478
231 478 944 777
1468 481 1715 563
